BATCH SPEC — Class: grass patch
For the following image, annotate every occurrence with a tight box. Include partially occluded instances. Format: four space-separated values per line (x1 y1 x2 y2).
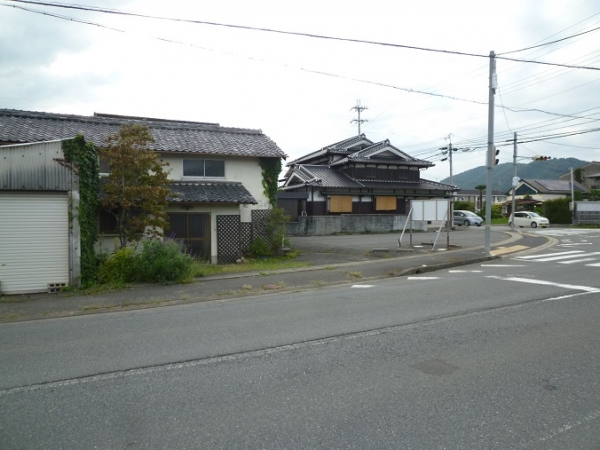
346 271 362 279
191 257 310 278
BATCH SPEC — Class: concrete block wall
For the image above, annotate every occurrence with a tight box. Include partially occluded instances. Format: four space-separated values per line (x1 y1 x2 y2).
285 215 429 236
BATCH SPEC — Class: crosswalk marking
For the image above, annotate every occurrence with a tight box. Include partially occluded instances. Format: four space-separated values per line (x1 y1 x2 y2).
407 277 439 280
559 258 599 265
534 252 600 262
586 262 600 267
515 250 584 260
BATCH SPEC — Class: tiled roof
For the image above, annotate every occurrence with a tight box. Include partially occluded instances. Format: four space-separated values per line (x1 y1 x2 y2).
330 140 433 168
324 134 373 150
356 178 456 191
169 181 257 204
287 134 373 165
0 109 287 159
283 165 454 192
289 165 363 188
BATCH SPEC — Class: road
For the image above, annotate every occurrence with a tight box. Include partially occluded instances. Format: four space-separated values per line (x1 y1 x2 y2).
1 228 599 449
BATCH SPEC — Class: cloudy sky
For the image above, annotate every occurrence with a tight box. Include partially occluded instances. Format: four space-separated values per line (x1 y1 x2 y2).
1 0 599 183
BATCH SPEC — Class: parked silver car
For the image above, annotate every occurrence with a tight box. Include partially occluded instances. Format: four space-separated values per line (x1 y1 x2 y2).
453 210 483 226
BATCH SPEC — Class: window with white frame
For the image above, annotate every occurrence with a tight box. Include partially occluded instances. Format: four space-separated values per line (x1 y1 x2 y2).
183 159 225 178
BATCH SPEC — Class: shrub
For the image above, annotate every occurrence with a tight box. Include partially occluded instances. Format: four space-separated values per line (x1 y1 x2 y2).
453 200 474 211
543 198 571 224
97 247 137 284
247 208 290 257
135 239 193 284
97 238 193 285
247 238 272 257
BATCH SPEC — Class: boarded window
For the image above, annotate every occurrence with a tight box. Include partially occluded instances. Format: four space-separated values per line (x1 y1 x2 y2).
330 195 353 213
375 196 396 211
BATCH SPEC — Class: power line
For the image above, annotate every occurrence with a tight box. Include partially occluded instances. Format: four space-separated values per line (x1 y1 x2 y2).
499 24 600 55
3 0 600 71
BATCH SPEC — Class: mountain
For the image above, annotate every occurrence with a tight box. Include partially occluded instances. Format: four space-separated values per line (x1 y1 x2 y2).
440 157 588 193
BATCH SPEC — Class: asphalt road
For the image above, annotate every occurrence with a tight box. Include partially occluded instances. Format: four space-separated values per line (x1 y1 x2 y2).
1 228 599 449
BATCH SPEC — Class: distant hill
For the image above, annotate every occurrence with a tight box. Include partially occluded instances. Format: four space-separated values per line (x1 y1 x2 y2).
441 157 588 193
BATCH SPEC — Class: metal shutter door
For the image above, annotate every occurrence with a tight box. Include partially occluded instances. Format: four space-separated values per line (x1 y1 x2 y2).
0 192 69 294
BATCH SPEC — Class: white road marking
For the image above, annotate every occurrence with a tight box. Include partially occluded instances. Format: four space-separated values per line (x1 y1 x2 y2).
407 277 440 280
559 258 600 265
449 270 482 273
515 250 584 260
586 262 600 267
530 252 600 262
486 276 600 292
351 285 374 288
559 243 592 246
481 264 527 267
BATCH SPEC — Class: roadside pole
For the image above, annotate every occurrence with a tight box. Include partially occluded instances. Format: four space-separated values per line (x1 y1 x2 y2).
511 132 517 231
485 51 496 256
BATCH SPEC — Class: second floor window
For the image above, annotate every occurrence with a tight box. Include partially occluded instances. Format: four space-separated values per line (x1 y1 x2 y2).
183 159 225 178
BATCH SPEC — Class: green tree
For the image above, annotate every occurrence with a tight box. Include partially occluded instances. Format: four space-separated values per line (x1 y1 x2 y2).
100 124 172 249
474 184 486 211
589 189 600 201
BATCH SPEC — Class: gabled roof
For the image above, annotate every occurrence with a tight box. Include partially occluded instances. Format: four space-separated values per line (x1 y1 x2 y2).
282 165 454 192
330 139 432 168
288 134 432 169
519 179 589 193
0 109 287 159
287 134 374 165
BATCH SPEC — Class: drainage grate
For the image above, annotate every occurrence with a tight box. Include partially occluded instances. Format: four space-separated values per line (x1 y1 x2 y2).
48 282 67 293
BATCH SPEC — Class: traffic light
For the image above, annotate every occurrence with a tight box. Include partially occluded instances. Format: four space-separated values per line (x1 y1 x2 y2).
494 147 500 166
533 156 551 161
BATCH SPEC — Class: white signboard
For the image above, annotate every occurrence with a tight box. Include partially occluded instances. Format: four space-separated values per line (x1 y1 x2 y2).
411 199 451 221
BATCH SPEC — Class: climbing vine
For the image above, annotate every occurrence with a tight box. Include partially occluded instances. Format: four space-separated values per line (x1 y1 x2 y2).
259 157 282 207
63 135 99 287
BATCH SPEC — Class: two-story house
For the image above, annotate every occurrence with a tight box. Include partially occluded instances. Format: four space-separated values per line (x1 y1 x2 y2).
279 134 455 220
0 109 286 293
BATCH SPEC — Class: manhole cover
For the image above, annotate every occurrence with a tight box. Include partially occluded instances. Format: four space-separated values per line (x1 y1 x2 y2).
413 359 458 376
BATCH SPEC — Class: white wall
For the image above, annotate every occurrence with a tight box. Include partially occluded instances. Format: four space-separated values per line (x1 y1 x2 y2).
160 153 271 221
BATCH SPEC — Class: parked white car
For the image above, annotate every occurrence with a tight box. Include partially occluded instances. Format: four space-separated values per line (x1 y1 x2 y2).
509 211 550 228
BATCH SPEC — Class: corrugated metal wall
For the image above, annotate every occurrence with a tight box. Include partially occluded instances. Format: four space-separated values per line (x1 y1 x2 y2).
0 140 71 191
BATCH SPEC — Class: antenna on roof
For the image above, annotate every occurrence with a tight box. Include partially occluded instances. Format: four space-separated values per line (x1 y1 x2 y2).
350 100 368 135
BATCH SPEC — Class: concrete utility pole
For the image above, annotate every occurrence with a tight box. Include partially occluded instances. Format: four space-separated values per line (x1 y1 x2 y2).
350 100 368 135
510 132 518 231
485 51 497 256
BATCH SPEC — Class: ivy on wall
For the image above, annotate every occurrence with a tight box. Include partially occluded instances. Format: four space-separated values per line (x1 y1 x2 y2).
63 135 99 286
259 157 282 207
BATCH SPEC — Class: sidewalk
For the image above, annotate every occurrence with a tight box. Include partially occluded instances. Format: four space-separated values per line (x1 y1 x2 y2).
0 228 554 323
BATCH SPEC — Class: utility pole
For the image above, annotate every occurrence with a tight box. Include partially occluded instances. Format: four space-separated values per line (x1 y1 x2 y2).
485 51 497 256
510 132 517 231
447 134 454 186
439 134 469 187
571 167 575 224
350 100 368 135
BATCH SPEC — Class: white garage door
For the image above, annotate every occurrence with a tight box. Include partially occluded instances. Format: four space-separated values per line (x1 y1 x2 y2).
0 192 69 294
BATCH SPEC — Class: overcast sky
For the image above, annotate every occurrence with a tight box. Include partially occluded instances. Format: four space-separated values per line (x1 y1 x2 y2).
1 0 599 183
